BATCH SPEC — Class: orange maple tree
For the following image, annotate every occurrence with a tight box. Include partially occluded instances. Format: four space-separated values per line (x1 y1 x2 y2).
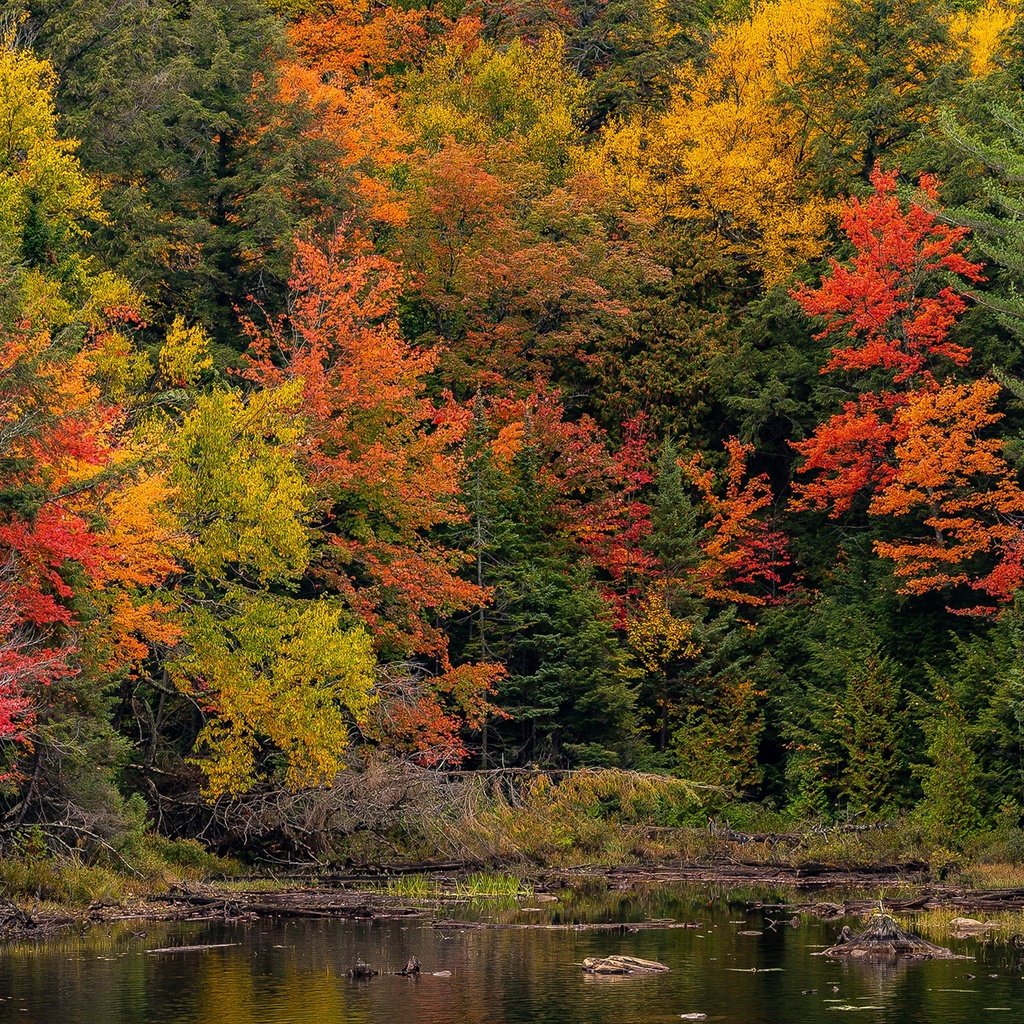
871 379 1024 607
685 439 790 607
792 169 1024 607
792 168 985 517
244 228 501 762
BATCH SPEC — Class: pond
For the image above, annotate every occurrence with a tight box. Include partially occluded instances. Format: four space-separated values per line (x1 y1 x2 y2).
0 885 1020 1023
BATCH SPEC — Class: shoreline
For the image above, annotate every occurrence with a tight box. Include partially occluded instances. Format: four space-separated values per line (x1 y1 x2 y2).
6 860 1024 944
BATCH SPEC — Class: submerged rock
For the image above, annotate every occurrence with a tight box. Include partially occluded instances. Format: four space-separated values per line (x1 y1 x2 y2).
817 913 962 960
582 955 670 975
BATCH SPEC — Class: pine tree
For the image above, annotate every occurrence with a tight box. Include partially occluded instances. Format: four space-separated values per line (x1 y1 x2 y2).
787 0 967 192
27 0 339 344
917 674 985 848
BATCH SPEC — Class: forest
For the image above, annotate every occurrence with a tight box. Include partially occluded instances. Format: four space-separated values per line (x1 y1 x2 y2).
3 0 1024 882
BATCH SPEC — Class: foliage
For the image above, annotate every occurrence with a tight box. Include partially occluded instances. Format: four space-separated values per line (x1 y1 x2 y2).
6 0 1024 860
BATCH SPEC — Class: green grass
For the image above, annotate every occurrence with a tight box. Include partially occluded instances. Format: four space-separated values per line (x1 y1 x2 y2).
0 829 242 909
384 873 441 898
454 872 533 898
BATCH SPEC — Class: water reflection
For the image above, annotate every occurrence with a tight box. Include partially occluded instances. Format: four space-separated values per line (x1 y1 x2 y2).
0 886 1020 1023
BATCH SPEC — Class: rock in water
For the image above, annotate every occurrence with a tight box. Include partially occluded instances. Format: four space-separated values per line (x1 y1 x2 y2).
817 913 961 960
582 955 670 975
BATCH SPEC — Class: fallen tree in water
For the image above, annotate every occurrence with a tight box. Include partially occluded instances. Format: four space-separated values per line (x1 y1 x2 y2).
817 913 962 960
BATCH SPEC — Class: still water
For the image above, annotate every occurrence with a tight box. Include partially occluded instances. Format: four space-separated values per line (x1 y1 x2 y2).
0 885 1021 1024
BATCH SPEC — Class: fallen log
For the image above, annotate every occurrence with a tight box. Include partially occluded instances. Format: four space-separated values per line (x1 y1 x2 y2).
582 955 670 975
949 917 994 936
146 943 240 954
433 918 698 932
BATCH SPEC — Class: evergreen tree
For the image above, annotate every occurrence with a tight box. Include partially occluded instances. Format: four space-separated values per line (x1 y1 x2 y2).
787 0 967 192
26 0 339 345
566 0 717 127
917 673 985 848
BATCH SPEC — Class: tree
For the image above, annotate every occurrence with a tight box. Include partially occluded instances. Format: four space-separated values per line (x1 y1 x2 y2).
685 439 790 607
0 34 162 818
917 673 985 848
792 168 984 517
168 382 379 796
244 229 499 763
793 169 1024 608
565 0 717 127
652 0 838 282
27 0 342 343
871 379 1024 605
786 0 967 192
940 98 1024 341
453 403 645 765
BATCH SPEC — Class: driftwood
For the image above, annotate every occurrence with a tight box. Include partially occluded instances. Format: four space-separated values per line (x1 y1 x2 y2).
770 886 1024 919
602 861 930 891
817 913 962 960
582 955 670 975
433 918 697 932
145 943 240 954
154 888 424 923
949 917 994 936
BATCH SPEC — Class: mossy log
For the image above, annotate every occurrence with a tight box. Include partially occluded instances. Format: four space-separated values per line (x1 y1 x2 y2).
818 913 961 960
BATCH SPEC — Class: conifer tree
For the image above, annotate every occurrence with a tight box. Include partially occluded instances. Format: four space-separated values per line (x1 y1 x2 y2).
788 0 967 191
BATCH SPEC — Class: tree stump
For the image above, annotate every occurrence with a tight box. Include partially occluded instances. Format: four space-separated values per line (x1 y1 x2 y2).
398 957 421 976
818 913 961 960
348 960 379 979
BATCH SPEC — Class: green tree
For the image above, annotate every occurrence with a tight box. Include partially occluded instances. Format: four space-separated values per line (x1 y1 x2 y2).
788 0 967 192
26 0 338 345
917 673 984 848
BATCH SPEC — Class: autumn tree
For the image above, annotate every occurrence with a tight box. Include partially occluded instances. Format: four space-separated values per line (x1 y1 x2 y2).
872 379 1024 606
0 35 156 816
794 169 1024 607
244 229 499 765
792 169 983 516
166 381 378 796
650 0 838 283
684 439 790 607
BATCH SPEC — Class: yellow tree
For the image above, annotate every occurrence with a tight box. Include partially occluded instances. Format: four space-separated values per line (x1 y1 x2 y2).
652 0 838 283
949 0 1020 77
167 382 378 796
